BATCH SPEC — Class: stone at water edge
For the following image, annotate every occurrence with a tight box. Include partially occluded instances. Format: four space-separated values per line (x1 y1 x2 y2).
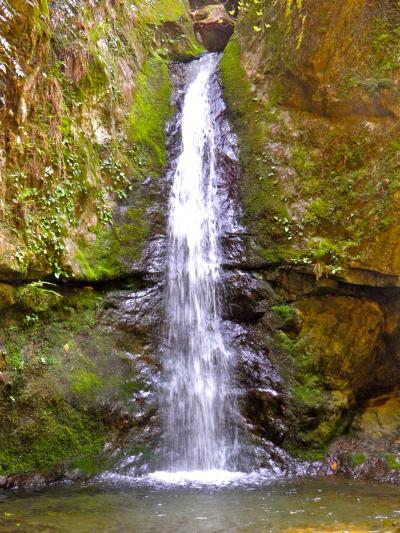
189 4 235 52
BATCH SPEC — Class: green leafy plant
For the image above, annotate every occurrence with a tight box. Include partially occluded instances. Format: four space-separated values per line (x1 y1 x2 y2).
17 281 62 313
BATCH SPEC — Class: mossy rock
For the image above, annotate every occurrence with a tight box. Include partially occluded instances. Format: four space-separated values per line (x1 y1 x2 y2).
0 283 153 478
0 284 16 310
16 282 62 312
220 39 290 262
75 206 150 281
1 0 197 280
191 4 235 52
0 404 106 476
128 55 173 175
353 391 400 439
294 296 383 390
385 453 400 470
275 295 384 456
350 452 366 466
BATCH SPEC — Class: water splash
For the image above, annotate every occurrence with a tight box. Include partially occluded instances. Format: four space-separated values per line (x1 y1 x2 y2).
160 53 240 472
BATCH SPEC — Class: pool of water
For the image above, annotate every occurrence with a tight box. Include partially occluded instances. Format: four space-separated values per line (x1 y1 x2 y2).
0 476 399 532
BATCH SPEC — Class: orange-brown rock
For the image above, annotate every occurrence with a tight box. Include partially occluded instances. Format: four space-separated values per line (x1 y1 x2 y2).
190 4 234 52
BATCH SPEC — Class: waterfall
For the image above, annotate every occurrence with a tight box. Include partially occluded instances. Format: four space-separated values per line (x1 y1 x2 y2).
160 53 239 473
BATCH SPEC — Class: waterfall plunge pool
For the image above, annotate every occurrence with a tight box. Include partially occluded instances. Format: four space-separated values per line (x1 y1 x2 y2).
0 477 399 532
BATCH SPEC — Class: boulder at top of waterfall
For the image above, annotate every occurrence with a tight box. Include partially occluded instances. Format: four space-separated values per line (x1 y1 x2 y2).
190 4 234 52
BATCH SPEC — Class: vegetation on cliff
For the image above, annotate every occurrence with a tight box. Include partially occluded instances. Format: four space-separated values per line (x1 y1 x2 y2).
221 0 400 474
223 0 400 279
0 0 201 281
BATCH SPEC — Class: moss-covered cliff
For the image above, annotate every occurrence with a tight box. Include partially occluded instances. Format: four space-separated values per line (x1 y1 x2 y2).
0 278 162 485
0 0 201 281
222 0 400 279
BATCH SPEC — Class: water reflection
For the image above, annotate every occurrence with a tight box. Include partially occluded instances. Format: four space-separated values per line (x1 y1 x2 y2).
0 478 399 532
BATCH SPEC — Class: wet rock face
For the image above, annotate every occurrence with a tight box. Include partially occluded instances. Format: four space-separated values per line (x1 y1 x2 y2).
265 274 400 478
216 0 400 482
223 270 273 322
2 4 400 486
145 55 296 474
0 0 199 283
190 4 235 52
218 2 400 288
354 391 400 440
237 0 400 119
234 323 287 444
0 280 166 488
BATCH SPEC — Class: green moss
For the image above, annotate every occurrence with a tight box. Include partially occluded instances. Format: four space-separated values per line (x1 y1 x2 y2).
0 284 16 310
275 329 338 455
276 331 324 409
276 330 296 355
16 282 62 312
128 55 172 175
385 453 400 470
62 291 101 321
70 51 173 284
371 15 400 76
220 39 289 260
75 206 149 281
4 340 24 372
272 304 293 323
170 39 204 61
70 368 102 398
32 0 50 37
0 284 145 478
350 452 366 466
75 229 125 281
139 0 186 25
133 0 203 60
119 206 149 257
0 404 105 476
289 447 328 462
291 145 316 178
305 199 331 223
294 376 324 410
79 55 109 96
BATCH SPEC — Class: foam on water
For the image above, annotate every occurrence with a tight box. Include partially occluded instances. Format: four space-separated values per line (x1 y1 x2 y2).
100 468 279 489
148 470 247 486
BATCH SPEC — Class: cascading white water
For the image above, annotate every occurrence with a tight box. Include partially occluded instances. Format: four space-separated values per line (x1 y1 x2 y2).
160 53 239 473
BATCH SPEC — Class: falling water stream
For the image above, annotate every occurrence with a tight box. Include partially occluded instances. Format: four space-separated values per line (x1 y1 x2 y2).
158 53 239 477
